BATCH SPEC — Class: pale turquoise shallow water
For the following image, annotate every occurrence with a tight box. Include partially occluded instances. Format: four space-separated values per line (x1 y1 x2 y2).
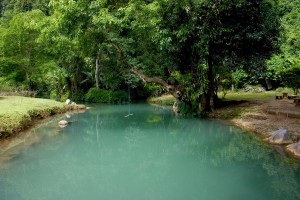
0 104 300 200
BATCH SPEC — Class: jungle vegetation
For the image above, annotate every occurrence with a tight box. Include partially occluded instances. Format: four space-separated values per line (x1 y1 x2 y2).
0 0 299 116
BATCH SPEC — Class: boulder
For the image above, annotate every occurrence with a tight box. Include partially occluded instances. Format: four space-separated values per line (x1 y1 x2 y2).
286 142 300 158
265 128 293 144
255 87 265 93
66 99 71 105
243 86 253 92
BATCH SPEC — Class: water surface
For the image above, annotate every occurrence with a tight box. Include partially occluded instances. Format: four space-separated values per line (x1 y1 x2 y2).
0 104 300 200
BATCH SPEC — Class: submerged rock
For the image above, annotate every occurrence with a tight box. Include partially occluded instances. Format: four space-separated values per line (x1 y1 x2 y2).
265 128 293 144
286 142 300 158
65 114 71 118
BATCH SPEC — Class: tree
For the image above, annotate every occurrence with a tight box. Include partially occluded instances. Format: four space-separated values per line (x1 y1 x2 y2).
0 0 51 16
0 0 280 107
43 0 132 97
266 0 300 87
280 63 300 95
128 0 279 114
0 9 47 89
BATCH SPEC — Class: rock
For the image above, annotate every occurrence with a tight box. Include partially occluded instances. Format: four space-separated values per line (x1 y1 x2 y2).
58 120 68 125
255 87 265 93
58 120 68 128
286 142 300 158
65 114 71 118
66 99 71 105
265 128 293 144
243 86 253 92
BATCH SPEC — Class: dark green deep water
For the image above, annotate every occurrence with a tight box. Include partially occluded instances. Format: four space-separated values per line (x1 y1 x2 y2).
0 104 300 200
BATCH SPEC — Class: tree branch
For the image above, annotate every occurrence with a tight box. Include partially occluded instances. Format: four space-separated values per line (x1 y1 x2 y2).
129 68 185 99
130 68 171 88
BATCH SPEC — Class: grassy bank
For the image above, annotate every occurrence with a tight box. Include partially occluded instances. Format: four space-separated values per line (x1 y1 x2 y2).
147 94 176 105
0 96 85 137
147 91 276 119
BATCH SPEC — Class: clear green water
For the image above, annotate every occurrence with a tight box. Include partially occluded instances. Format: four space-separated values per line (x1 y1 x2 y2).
0 104 300 200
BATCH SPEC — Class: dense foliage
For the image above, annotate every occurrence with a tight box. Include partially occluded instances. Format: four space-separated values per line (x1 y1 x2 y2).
0 0 299 115
85 87 128 103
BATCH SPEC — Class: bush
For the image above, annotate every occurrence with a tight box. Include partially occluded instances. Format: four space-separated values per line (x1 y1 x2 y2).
280 65 300 95
85 88 128 103
232 68 249 89
112 90 129 103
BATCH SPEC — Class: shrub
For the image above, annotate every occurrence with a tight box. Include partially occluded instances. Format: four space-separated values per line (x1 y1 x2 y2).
280 65 300 95
85 88 128 103
112 90 128 103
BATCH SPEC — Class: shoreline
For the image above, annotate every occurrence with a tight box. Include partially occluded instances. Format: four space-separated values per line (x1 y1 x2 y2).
1 96 300 162
0 103 87 168
0 96 86 139
208 99 300 159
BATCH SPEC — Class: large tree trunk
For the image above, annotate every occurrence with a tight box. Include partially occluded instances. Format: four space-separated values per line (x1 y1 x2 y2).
131 68 209 115
203 41 219 112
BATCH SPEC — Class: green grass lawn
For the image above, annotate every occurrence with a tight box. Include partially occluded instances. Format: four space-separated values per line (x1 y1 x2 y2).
221 88 295 101
148 88 296 105
221 91 276 101
0 96 66 137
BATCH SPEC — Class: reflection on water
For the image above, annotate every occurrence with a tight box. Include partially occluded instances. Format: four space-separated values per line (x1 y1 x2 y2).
0 104 300 200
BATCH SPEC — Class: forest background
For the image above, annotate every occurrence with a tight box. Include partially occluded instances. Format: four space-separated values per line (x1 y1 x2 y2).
0 0 299 116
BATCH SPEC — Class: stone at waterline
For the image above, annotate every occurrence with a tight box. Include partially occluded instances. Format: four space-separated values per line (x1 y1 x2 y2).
58 120 68 128
265 128 293 144
286 142 300 158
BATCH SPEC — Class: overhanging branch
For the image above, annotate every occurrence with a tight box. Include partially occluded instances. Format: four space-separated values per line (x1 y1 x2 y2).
130 68 185 100
130 68 173 90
